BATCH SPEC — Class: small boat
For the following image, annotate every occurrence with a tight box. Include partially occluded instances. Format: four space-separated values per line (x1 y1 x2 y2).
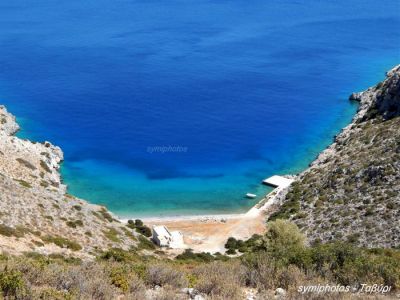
245 193 257 199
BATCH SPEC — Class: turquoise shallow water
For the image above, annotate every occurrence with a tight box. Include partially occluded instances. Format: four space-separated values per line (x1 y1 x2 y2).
0 0 399 217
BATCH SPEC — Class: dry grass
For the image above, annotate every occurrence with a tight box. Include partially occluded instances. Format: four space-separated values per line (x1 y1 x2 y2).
147 263 188 288
194 261 247 299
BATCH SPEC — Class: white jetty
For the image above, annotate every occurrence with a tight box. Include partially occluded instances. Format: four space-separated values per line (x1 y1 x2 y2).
246 193 257 199
245 175 295 218
262 175 294 188
152 225 185 249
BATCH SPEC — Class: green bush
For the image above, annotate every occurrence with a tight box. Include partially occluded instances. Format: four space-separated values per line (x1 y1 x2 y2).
42 235 82 251
0 269 26 298
121 227 137 241
0 224 27 238
137 236 155 250
36 288 72 300
0 228 397 298
126 219 152 237
103 228 121 243
15 179 32 188
135 226 151 237
16 158 36 170
66 220 83 228
72 205 82 211
40 160 52 173
226 248 236 255
98 208 114 223
259 220 305 263
109 266 131 292
135 219 143 227
268 187 300 221
176 249 214 262
224 237 238 250
101 250 125 262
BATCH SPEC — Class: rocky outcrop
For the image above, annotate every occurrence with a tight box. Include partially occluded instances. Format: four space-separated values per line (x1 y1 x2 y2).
0 106 65 194
272 65 400 248
0 106 141 258
0 105 19 135
352 65 400 122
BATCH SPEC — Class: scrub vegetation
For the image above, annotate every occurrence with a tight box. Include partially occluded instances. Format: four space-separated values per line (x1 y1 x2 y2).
0 220 398 299
273 65 400 248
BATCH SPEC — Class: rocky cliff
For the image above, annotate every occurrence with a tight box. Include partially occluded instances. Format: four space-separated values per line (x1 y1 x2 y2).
0 106 141 258
271 65 400 248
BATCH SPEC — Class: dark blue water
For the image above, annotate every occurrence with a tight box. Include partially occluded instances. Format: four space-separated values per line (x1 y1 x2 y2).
1 0 399 217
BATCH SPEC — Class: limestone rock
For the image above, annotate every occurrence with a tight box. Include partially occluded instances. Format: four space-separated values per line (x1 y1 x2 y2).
0 105 141 258
275 65 400 248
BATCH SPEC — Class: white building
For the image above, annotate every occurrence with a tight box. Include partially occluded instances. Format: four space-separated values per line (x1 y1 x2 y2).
152 225 185 248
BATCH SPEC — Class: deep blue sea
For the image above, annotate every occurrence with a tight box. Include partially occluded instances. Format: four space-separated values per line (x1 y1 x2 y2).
0 0 399 217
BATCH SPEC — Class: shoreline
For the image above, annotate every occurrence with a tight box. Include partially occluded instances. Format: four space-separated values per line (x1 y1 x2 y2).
2 65 398 253
0 105 140 257
4 67 390 221
2 66 397 225
118 65 400 233
135 65 400 252
120 213 245 223
119 176 295 223
0 102 290 254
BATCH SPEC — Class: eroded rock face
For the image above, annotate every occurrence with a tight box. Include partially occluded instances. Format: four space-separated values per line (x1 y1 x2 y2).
378 66 400 119
0 110 66 194
275 65 400 248
0 105 19 135
0 106 140 258
352 65 400 122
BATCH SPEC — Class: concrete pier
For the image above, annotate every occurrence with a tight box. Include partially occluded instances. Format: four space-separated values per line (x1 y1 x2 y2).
262 175 294 188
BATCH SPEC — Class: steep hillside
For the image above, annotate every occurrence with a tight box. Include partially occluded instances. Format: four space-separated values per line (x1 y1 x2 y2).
0 106 142 258
271 65 400 248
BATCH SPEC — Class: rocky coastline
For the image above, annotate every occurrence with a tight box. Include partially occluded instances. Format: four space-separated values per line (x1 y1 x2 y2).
0 105 140 258
275 64 400 248
307 64 400 171
1 64 399 257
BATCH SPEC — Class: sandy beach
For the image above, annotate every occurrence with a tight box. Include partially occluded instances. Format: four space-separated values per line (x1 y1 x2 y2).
144 212 268 253
120 178 291 253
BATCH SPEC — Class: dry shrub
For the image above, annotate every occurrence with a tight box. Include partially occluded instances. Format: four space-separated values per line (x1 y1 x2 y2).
54 262 119 299
1 258 118 299
126 272 147 299
153 285 186 300
0 257 149 299
276 265 306 292
146 263 187 288
0 257 68 288
31 287 73 300
0 266 29 299
243 253 279 290
194 261 246 299
253 290 276 300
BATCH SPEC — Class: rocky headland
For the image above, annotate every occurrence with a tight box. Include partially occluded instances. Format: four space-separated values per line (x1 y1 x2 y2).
271 65 400 248
0 106 141 258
